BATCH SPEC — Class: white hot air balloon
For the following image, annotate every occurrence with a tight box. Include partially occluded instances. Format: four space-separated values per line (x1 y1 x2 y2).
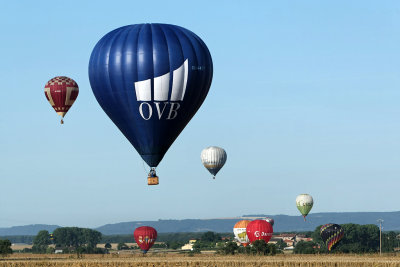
200 146 227 179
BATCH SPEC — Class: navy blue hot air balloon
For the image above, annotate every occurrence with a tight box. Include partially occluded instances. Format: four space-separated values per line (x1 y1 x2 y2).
89 24 213 185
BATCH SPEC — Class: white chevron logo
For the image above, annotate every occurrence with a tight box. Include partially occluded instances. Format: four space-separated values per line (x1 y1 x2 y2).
134 59 188 101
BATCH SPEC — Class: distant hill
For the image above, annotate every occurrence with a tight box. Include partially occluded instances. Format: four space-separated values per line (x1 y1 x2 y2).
0 212 399 236
95 211 400 234
0 224 60 236
95 219 240 235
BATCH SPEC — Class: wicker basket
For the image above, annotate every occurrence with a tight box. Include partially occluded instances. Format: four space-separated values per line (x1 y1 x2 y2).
147 176 159 185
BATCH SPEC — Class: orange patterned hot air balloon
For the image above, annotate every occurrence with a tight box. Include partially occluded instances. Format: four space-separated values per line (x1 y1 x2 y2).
44 76 79 124
233 220 251 247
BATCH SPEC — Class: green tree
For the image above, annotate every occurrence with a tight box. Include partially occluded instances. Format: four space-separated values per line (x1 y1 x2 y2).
32 230 51 253
53 227 79 248
189 231 223 252
294 241 318 254
76 246 85 258
276 239 287 250
237 245 252 255
22 248 32 253
117 242 129 250
382 231 399 252
311 223 380 253
250 240 276 255
201 231 221 242
81 228 102 249
105 243 112 249
0 239 12 257
0 236 34 244
53 227 102 252
193 240 218 251
251 240 267 255
166 241 184 250
46 246 55 254
100 232 234 245
219 241 238 255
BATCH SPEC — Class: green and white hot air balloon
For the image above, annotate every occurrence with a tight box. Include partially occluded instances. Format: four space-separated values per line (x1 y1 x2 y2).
296 194 313 221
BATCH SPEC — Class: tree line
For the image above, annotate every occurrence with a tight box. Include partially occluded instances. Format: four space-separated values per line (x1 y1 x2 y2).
0 239 12 256
294 223 400 254
5 224 400 255
31 227 103 254
102 232 233 244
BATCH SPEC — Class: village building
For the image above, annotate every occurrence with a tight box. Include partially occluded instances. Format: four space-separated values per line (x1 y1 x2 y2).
181 239 197 251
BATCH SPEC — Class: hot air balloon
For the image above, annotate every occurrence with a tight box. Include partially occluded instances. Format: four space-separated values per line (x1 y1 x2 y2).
200 146 227 179
44 76 79 124
134 226 157 253
233 220 251 247
320 223 344 251
296 194 313 221
89 24 213 185
265 217 274 227
246 220 273 244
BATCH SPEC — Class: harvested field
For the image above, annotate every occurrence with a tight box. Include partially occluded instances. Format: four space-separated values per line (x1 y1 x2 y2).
0 254 400 267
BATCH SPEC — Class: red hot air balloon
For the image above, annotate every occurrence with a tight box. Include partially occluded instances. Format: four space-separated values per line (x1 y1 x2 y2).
134 226 157 253
44 76 79 124
246 220 273 244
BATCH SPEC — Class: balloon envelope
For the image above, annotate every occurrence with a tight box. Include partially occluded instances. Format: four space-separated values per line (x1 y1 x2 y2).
134 226 157 253
44 76 79 123
200 146 227 177
233 220 251 246
89 24 213 168
320 223 344 251
265 217 274 227
296 194 313 219
246 220 273 244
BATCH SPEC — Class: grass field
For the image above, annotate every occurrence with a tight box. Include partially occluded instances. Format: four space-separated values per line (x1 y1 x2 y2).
0 254 400 267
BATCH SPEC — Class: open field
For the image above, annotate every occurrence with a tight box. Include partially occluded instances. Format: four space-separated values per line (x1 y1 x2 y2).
0 254 400 267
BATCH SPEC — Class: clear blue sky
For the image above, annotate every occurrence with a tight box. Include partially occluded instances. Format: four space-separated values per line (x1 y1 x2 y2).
0 1 399 228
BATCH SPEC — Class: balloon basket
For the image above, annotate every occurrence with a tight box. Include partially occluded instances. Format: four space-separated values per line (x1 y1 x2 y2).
148 176 159 185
